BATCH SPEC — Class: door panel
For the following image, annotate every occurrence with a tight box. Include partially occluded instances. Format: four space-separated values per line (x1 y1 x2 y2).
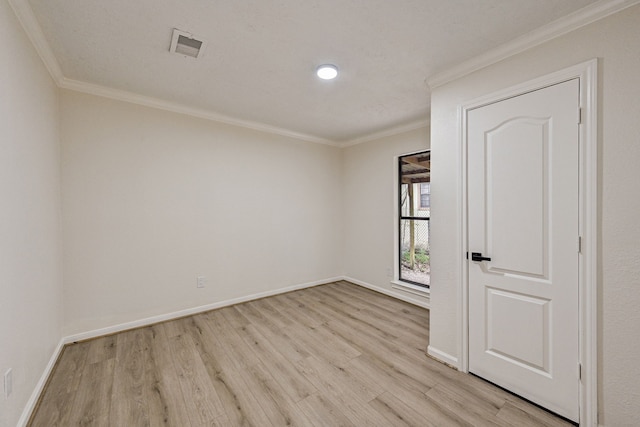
486 117 548 278
468 79 579 422
486 288 550 373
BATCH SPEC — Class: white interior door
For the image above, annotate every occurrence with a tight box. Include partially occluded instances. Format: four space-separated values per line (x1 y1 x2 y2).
467 79 580 422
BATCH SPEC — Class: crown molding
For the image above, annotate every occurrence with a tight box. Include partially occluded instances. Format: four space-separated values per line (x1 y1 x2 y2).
16 0 623 146
7 0 64 84
340 118 430 148
427 0 640 89
59 75 429 148
8 0 338 146
59 78 339 146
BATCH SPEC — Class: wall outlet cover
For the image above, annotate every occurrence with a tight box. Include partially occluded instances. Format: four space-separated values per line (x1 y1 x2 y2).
196 276 206 288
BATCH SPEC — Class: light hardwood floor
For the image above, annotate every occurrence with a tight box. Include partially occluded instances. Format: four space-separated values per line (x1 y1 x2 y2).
29 281 573 426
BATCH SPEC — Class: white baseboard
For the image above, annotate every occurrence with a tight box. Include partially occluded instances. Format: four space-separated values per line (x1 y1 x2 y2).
342 276 430 309
19 277 339 424
64 276 429 344
427 345 459 368
64 277 342 343
17 338 65 427
22 275 430 424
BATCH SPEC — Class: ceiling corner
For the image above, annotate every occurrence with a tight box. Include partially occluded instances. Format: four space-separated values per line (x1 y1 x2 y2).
340 119 431 148
8 0 65 85
426 0 640 89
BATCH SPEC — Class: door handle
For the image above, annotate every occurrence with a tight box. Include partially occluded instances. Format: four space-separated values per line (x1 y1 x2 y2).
471 252 492 262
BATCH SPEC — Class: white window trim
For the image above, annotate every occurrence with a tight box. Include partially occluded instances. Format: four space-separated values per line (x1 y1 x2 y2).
391 280 430 297
393 150 431 291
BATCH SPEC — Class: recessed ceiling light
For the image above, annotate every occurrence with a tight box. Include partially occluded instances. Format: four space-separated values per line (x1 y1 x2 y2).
316 64 338 80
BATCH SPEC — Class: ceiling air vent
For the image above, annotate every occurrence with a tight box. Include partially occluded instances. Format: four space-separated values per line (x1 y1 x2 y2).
170 29 206 59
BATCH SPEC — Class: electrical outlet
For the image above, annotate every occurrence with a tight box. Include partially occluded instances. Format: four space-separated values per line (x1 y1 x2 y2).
196 276 206 288
386 267 393 278
4 368 12 398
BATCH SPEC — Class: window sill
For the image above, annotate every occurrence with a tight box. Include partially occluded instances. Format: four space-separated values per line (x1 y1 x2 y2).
391 280 430 298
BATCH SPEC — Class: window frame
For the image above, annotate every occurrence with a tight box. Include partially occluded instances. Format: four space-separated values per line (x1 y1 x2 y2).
419 183 431 210
397 150 431 289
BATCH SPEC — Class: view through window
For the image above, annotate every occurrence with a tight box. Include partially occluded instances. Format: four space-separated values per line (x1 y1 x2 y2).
399 151 430 287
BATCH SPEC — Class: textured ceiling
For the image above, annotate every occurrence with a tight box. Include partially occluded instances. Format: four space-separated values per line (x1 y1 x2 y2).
26 0 600 142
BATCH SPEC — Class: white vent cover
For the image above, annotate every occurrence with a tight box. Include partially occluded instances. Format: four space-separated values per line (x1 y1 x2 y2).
170 29 206 59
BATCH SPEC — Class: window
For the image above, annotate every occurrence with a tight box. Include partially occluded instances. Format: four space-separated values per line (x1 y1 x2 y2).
398 151 430 288
419 183 430 209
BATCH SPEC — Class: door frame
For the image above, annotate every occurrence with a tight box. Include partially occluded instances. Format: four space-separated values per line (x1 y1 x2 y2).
457 59 598 425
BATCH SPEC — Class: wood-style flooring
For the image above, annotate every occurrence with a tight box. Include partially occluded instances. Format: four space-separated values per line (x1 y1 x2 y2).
29 281 572 426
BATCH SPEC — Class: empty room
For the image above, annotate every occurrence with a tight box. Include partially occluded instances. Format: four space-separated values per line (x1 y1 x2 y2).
2 0 639 426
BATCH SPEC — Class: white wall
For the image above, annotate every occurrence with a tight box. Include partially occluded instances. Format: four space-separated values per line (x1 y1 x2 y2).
0 2 63 426
9 1 638 424
342 127 430 306
60 91 343 335
429 5 640 425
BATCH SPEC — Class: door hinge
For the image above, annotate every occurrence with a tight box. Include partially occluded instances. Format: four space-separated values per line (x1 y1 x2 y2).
578 107 583 124
579 363 582 380
578 236 582 254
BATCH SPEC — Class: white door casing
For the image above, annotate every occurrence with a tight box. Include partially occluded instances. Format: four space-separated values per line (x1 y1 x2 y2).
458 59 598 426
467 79 580 421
